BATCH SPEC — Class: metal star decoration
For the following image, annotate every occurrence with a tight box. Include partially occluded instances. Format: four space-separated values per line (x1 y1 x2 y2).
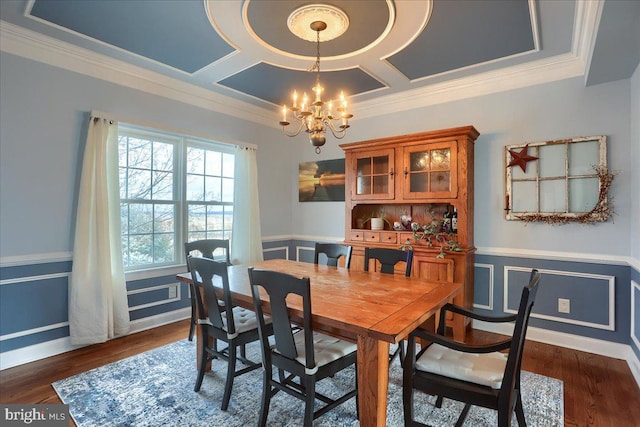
507 145 538 172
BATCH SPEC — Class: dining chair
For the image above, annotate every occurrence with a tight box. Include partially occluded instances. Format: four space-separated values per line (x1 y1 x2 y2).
188 256 272 411
403 269 541 427
364 247 414 363
184 239 231 341
364 247 414 276
314 242 353 268
248 267 358 426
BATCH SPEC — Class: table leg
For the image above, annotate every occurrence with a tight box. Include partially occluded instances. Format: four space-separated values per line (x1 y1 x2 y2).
357 335 390 427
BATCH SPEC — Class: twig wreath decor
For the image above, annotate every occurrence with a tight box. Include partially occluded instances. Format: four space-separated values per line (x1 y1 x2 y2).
516 166 615 225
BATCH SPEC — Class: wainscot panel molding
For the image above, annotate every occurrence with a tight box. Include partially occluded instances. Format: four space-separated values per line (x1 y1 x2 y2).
473 263 495 311
504 266 616 331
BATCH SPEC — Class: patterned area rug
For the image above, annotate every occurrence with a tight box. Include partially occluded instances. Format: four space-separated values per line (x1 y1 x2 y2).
53 340 563 426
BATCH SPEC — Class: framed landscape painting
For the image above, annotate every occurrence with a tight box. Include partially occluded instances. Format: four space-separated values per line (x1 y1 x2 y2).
298 159 345 202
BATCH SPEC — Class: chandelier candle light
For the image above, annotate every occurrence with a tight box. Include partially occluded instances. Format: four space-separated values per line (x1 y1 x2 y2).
279 5 353 154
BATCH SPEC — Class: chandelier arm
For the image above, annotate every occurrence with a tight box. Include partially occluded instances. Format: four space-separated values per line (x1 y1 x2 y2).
324 119 347 139
281 120 307 137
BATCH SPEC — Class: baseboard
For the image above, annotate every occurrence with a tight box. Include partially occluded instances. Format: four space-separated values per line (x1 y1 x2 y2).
473 320 630 359
0 308 190 371
128 308 190 334
1 336 77 371
627 349 640 389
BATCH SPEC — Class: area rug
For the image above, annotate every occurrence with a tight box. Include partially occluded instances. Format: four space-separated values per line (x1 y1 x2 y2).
53 340 563 426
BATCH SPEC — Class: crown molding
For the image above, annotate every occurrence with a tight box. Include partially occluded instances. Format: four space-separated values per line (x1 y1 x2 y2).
0 20 275 128
0 0 603 127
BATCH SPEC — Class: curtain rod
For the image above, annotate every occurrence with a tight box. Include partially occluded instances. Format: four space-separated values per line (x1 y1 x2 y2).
88 110 258 150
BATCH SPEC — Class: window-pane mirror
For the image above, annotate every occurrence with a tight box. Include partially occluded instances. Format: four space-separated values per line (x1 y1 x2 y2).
505 135 612 223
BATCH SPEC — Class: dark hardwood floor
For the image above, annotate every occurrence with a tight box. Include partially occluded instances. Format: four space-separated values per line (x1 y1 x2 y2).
1 319 639 426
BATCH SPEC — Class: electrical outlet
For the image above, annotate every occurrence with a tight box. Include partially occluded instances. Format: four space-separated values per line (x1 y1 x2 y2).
168 285 177 299
558 298 570 314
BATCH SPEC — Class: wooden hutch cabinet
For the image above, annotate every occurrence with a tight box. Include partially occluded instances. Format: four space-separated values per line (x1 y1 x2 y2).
340 126 479 341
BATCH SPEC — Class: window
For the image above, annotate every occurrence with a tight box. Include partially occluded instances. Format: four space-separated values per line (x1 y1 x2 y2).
118 125 234 269
505 135 611 223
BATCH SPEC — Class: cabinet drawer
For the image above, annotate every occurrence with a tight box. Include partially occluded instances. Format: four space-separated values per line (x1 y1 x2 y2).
350 230 364 241
380 232 397 244
364 232 379 242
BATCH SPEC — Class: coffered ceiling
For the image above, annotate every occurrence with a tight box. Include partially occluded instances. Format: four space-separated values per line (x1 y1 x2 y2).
1 1 638 125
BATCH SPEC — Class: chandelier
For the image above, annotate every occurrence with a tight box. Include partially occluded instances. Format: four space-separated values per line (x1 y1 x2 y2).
279 6 353 154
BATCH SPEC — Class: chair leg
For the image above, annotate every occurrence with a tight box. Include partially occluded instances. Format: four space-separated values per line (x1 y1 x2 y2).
194 343 208 392
188 285 196 341
455 403 472 427
497 407 512 427
221 345 237 411
258 367 272 427
435 395 444 408
515 392 527 427
303 375 316 427
402 377 414 426
240 344 246 359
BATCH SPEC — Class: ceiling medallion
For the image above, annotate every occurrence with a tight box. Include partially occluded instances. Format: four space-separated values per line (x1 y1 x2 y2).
287 4 349 42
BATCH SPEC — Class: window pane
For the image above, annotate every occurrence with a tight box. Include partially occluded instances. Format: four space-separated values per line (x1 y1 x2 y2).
410 151 429 172
129 203 153 234
207 205 223 231
152 171 173 200
512 181 536 212
222 153 234 177
119 167 127 199
188 204 206 232
128 138 151 169
120 203 129 235
205 176 222 201
206 151 222 176
188 231 207 242
540 180 566 212
539 144 565 177
222 178 234 202
430 149 450 171
118 136 128 166
153 233 174 263
224 206 233 230
129 234 152 265
128 168 152 200
186 173 204 201
153 142 173 171
569 140 599 175
569 177 599 212
187 147 204 174
154 204 174 232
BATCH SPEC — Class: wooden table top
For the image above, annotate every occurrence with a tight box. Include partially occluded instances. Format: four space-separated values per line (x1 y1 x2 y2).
177 258 462 344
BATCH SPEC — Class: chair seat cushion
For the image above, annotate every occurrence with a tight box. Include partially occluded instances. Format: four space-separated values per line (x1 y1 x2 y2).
416 343 508 389
287 331 357 374
221 306 271 335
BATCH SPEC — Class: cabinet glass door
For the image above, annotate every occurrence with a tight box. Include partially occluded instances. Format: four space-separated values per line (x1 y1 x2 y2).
403 141 457 198
352 149 394 199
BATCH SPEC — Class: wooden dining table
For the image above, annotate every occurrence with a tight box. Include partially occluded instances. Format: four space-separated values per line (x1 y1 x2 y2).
177 258 462 427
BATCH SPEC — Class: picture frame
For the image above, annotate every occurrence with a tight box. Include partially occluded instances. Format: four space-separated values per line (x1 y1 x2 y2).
298 159 345 202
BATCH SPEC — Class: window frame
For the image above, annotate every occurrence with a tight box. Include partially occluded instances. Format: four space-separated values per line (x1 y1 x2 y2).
505 135 609 222
118 124 235 272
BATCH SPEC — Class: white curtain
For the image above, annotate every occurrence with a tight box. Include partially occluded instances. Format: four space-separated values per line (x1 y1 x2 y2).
230 146 264 264
69 114 130 345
